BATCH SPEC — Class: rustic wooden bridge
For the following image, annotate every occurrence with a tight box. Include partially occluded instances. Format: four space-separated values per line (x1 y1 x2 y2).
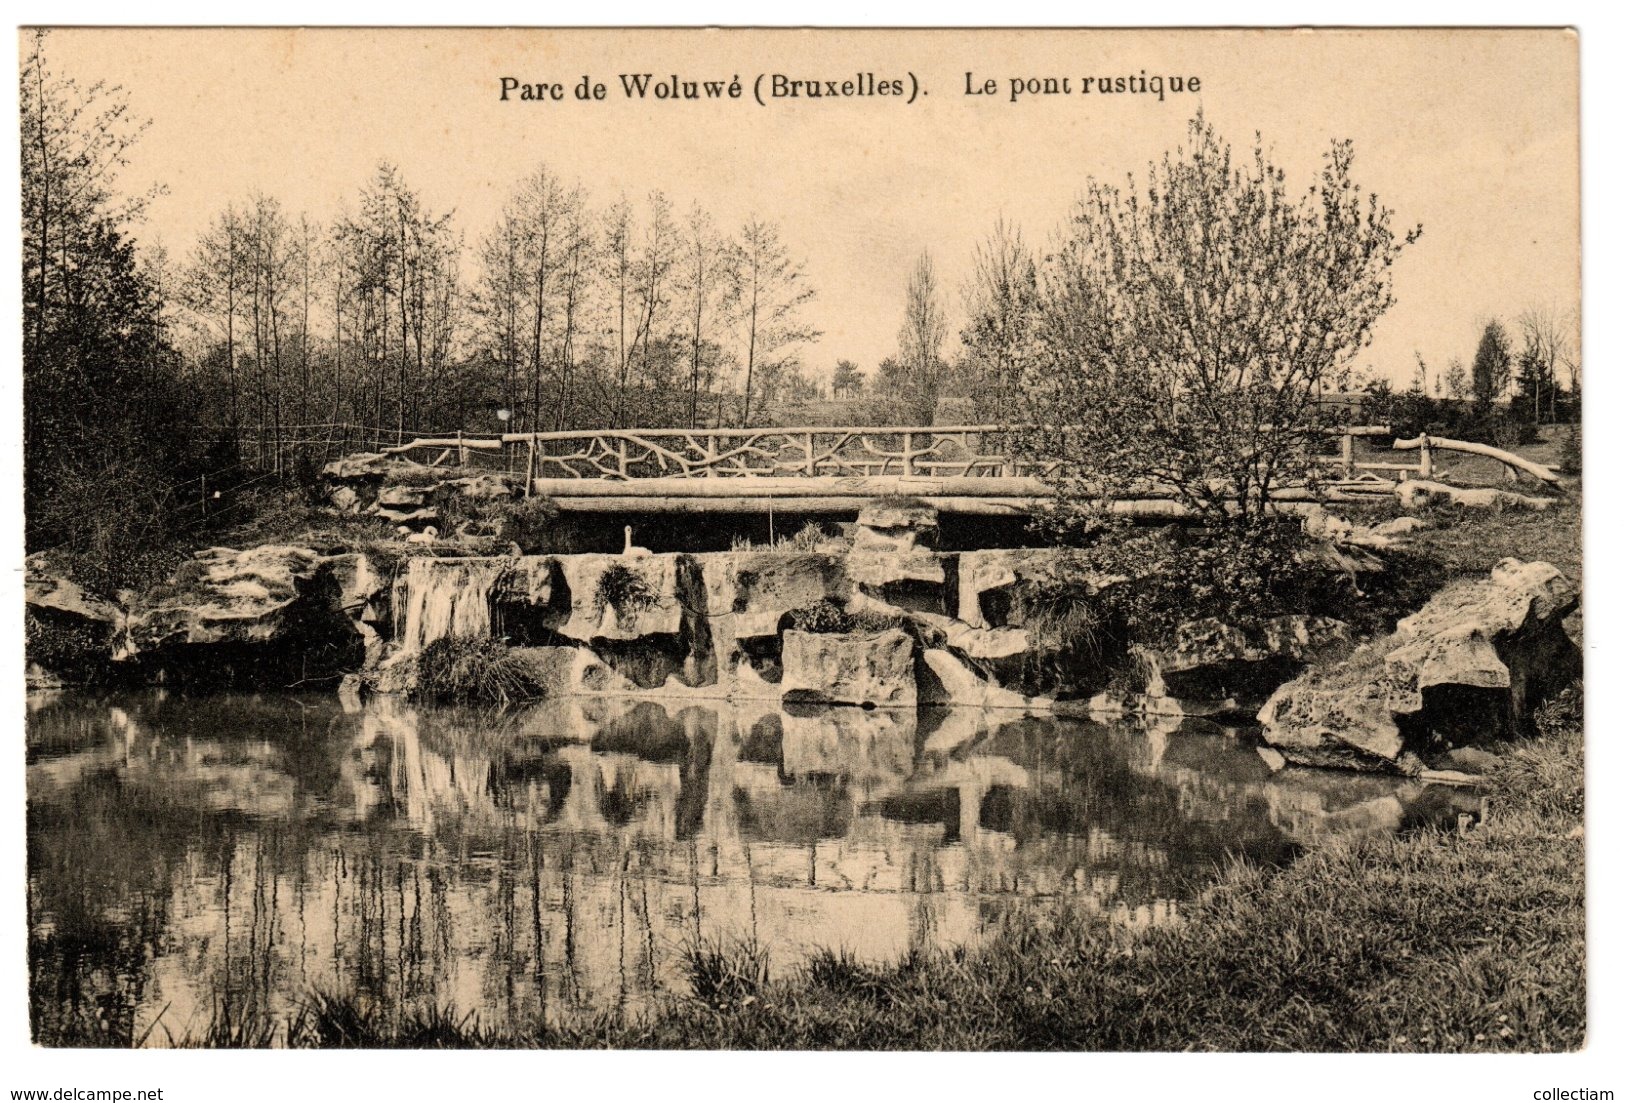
378 424 1558 516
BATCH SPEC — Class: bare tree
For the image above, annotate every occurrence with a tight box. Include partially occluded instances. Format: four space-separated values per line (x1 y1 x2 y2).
677 202 734 427
1517 306 1578 423
896 250 950 424
961 217 1037 420
728 217 820 426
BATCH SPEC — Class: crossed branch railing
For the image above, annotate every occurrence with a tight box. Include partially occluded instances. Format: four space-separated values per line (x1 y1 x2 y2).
378 424 1561 492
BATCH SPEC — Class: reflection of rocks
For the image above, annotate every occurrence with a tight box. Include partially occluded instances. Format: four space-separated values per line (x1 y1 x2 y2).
31 690 1484 1041
1260 558 1579 770
779 704 916 787
780 628 916 707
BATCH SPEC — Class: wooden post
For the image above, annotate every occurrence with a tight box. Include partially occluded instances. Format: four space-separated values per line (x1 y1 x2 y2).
617 438 629 479
1419 434 1433 479
1340 429 1354 479
804 431 816 476
457 430 468 467
903 431 915 477
525 437 537 498
706 434 717 477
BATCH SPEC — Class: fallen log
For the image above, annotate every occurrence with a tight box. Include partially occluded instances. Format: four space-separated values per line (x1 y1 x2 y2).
1394 480 1554 512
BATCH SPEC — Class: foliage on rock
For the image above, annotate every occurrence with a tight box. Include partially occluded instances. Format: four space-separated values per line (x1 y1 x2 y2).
593 563 660 617
781 599 903 635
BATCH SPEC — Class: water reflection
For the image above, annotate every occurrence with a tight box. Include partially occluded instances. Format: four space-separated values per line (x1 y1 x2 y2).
26 692 1467 1045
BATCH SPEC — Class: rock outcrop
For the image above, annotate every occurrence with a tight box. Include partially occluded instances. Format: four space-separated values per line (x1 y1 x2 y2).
1259 558 1579 770
113 544 371 686
847 501 947 604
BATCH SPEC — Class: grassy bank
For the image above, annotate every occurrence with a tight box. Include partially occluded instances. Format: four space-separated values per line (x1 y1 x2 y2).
185 695 1579 1052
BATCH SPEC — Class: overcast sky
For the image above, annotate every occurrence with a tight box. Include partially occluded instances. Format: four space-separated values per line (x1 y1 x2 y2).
40 27 1579 387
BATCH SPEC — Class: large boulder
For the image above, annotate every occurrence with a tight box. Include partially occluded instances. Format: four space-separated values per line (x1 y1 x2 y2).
25 554 122 684
26 555 121 627
116 545 324 657
555 553 685 642
1259 558 1580 770
955 548 1106 628
1138 615 1352 714
848 501 946 595
917 648 1036 710
700 550 846 641
113 545 369 685
780 628 916 708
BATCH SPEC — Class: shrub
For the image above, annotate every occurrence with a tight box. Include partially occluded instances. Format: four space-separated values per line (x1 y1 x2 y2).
1560 423 1581 475
414 637 544 707
682 935 770 1009
594 563 658 618
1073 517 1336 644
1534 679 1583 739
24 611 111 681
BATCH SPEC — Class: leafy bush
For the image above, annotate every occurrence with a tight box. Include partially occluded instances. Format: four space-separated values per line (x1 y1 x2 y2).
593 563 659 618
414 637 545 706
1067 517 1340 645
1534 680 1582 739
25 611 111 681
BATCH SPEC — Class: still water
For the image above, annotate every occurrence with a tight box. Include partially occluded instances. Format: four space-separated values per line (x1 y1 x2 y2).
27 691 1462 1045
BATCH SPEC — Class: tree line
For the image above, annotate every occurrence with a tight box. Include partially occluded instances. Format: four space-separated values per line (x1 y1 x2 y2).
181 165 824 468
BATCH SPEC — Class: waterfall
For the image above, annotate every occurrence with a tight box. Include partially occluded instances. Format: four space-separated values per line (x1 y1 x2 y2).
399 557 511 652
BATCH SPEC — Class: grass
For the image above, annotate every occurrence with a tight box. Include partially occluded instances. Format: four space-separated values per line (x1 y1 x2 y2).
731 521 837 554
782 598 904 634
1407 497 1581 583
413 637 546 707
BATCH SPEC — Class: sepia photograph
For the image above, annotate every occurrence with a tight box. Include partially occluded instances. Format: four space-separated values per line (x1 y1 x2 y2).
16 24 1588 1064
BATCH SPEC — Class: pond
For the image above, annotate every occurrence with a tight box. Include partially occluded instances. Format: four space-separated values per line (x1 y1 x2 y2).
26 690 1470 1046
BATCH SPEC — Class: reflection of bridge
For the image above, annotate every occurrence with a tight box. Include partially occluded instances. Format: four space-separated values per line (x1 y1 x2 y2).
378 423 1544 516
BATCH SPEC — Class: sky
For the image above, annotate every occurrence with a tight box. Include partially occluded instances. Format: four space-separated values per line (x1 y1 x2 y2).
36 26 1580 388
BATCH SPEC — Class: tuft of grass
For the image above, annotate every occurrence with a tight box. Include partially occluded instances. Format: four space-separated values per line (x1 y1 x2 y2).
413 637 546 707
731 522 840 555
682 934 772 1010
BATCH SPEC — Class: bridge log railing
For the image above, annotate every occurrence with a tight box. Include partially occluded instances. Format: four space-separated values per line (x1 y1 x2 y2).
496 425 1052 485
373 424 1561 510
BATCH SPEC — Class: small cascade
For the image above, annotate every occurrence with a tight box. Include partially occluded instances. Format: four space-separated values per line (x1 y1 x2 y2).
399 557 511 652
